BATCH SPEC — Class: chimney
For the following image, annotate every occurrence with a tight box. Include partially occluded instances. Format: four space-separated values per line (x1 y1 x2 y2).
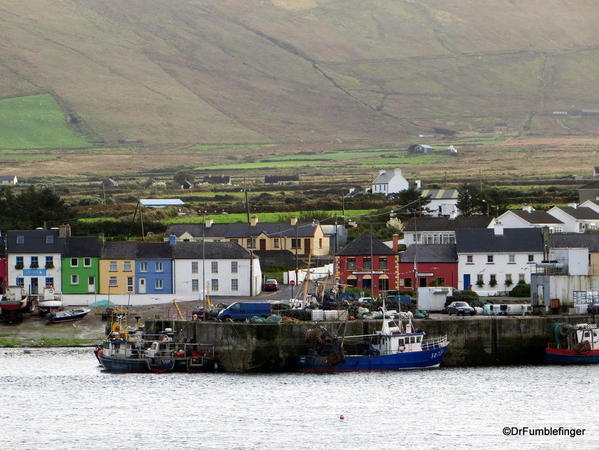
59 224 71 238
568 203 577 209
394 168 402 176
494 221 504 236
250 215 258 226
290 216 298 226
378 170 386 176
522 205 534 213
168 234 177 246
205 218 213 228
392 234 399 252
414 179 422 190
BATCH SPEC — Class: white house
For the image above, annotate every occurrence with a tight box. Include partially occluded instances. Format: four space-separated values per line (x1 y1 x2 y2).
371 168 409 195
456 225 544 295
0 175 18 185
491 206 564 233
6 229 64 295
421 188 459 217
403 216 493 246
172 240 262 299
547 205 599 232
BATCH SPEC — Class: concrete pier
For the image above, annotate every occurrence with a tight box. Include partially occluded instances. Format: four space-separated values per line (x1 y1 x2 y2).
145 315 596 372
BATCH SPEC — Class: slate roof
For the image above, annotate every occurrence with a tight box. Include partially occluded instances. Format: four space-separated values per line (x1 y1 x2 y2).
556 206 599 220
372 171 396 184
404 216 493 232
581 181 599 189
6 229 64 253
455 228 543 253
337 233 397 256
101 241 139 259
400 244 457 263
63 237 101 257
172 241 252 259
421 189 458 200
510 210 563 224
165 222 319 239
0 175 16 182
136 242 173 259
549 233 599 252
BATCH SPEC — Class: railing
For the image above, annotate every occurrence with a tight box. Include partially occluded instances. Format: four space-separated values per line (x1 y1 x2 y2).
422 335 448 350
534 264 599 275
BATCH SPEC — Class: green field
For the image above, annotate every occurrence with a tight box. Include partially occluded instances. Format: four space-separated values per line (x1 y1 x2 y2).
0 94 89 149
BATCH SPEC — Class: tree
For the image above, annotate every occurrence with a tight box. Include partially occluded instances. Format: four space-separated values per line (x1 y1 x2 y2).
456 183 509 216
173 170 195 186
456 183 483 216
0 186 74 230
392 188 430 215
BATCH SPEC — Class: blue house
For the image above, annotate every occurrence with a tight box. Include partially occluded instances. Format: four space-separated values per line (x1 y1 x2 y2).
135 243 173 295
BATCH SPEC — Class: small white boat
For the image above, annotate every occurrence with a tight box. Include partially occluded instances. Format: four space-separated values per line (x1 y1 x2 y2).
47 308 91 323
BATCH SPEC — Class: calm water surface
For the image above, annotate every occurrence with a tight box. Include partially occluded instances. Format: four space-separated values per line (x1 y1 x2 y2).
0 348 597 449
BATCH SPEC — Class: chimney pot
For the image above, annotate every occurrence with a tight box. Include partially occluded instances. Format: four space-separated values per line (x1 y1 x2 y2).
392 233 399 252
250 215 258 226
290 216 298 226
205 218 214 228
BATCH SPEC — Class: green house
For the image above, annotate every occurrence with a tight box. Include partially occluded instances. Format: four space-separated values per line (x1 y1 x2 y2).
61 237 101 294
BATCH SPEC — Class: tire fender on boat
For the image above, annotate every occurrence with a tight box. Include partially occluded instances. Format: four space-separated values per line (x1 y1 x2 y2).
398 345 405 352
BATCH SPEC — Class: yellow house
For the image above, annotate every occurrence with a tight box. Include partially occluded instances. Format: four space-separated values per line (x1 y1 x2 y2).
165 216 330 256
99 242 137 294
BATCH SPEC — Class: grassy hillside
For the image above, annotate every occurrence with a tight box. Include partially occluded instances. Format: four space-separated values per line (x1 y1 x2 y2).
2 1 599 147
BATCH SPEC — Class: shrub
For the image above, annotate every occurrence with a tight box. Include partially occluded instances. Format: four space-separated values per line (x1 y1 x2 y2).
509 283 531 297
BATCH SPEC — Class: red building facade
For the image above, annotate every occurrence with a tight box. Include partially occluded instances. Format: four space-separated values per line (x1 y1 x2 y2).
335 233 399 296
0 258 6 295
399 244 458 289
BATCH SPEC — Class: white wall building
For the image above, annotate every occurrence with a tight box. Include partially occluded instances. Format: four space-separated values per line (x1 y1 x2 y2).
371 168 409 195
421 188 459 217
492 206 564 232
547 205 599 232
172 241 261 298
456 226 544 295
403 216 493 246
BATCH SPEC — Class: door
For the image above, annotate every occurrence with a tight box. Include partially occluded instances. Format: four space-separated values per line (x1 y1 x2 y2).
304 238 311 255
31 277 39 295
88 276 95 293
463 274 471 290
419 277 427 287
138 278 146 294
259 239 266 251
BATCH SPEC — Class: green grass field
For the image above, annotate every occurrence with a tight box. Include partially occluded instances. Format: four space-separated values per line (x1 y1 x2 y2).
0 94 89 149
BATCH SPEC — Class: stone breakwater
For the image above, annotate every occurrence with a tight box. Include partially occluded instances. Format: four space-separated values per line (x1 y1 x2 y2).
145 315 595 372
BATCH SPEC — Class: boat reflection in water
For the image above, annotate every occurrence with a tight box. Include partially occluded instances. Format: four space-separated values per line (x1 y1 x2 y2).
297 309 449 372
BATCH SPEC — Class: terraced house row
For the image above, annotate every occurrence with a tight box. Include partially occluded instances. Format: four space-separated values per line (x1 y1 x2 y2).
1 227 261 303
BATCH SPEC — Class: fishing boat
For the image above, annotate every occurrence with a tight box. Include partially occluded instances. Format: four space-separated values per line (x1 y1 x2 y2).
47 307 91 323
545 323 599 364
297 309 449 372
37 288 63 316
0 286 31 324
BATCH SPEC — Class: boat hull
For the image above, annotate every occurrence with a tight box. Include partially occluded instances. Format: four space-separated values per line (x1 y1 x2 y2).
298 345 449 372
545 347 599 364
98 353 148 373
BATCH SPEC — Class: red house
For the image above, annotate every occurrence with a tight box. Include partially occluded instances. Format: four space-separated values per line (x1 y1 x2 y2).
335 233 399 296
399 244 458 289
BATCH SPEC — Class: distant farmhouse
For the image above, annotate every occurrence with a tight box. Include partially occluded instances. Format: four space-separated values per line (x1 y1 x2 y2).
494 122 508 132
102 177 118 187
407 144 457 156
264 175 299 184
203 175 231 185
180 180 194 190
0 175 18 185
371 168 409 195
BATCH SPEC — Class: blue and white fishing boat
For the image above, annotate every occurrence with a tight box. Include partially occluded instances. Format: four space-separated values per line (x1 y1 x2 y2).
297 309 449 372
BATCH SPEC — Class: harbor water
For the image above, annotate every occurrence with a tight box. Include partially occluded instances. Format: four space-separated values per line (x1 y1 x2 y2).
1 348 598 449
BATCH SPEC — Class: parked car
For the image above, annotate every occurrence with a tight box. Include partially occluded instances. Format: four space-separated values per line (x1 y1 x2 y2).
218 302 272 321
263 279 279 291
447 301 476 316
357 297 374 304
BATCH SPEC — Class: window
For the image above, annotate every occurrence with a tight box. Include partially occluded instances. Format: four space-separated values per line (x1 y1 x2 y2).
16 235 24 244
378 278 389 291
519 273 526 283
231 279 239 291
528 254 535 262
45 277 54 288
127 277 134 292
487 255 494 263
505 274 513 285
155 279 164 290
88 276 95 285
414 233 421 243
490 274 497 286
347 258 356 270
109 261 117 272
477 274 484 286
139 262 148 272
211 261 218 273
109 276 117 287
231 261 238 273
211 279 219 292
16 256 23 268
71 275 79 285
319 238 323 249
83 258 91 267
30 256 39 268
246 238 256 249
16 277 24 287
404 278 412 288
191 261 199 274
291 238 301 249
155 262 164 273
467 255 473 263
363 258 371 270
45 256 53 267
192 279 199 292
436 277 445 286
508 254 515 264
379 258 388 270
124 261 132 272
46 235 54 244
71 258 78 267
273 238 280 248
